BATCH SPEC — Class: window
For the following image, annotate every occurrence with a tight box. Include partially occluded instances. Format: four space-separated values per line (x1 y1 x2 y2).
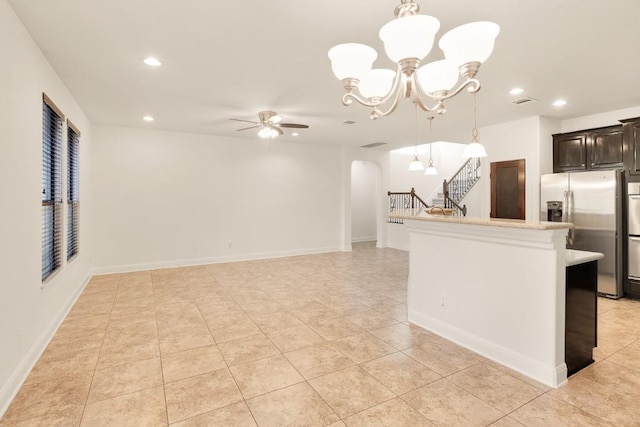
67 122 80 259
42 94 64 281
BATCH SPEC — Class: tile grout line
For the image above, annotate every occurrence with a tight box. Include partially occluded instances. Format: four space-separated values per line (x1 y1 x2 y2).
152 272 171 426
78 275 121 426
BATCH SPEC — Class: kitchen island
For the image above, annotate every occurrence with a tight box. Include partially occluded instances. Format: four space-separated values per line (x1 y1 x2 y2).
399 214 575 387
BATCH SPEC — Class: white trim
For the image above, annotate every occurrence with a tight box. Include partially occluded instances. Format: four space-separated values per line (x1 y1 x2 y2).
0 273 92 418
91 246 342 275
351 236 376 243
409 309 568 388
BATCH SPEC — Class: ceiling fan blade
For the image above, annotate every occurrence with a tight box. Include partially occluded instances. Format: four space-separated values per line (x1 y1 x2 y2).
277 123 309 129
236 125 261 131
229 118 259 124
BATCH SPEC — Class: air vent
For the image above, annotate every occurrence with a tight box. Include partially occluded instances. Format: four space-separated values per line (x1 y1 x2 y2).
361 142 387 148
343 120 356 125
512 97 538 105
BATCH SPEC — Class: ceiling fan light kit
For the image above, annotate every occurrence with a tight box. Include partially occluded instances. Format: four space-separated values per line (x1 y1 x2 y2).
327 0 499 122
230 110 309 139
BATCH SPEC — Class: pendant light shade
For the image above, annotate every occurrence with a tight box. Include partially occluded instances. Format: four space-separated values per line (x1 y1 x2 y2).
379 15 441 63
462 92 488 158
409 154 425 171
424 162 438 175
439 21 500 68
462 142 487 158
328 43 377 80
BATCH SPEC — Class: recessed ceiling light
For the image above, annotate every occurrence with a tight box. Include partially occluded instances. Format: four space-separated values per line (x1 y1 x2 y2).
509 87 524 95
552 99 567 107
292 132 299 136
143 115 154 122
143 57 162 67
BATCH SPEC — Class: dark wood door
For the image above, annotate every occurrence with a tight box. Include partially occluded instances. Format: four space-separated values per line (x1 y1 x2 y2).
491 159 526 220
553 133 587 172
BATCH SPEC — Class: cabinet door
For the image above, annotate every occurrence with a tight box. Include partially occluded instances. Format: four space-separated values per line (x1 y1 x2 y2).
623 119 640 175
590 125 623 169
553 133 587 172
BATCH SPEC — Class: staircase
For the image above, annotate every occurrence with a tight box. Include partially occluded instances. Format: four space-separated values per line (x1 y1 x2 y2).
442 157 482 216
387 188 431 224
387 157 481 221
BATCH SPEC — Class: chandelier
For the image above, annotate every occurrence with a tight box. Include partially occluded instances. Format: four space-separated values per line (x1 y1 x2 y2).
327 0 499 120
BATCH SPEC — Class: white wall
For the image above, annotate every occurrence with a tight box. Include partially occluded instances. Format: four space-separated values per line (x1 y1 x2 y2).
350 161 378 243
561 106 640 133
92 126 390 271
478 116 552 220
0 0 93 416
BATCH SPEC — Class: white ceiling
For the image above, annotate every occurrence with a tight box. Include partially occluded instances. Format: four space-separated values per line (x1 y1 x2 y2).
8 0 640 150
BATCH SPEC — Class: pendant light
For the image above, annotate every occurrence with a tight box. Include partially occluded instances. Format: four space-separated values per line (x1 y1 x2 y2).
424 116 438 175
408 101 425 171
462 92 488 158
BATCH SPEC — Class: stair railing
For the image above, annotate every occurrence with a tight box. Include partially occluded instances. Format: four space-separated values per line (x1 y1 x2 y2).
443 157 481 216
387 187 431 224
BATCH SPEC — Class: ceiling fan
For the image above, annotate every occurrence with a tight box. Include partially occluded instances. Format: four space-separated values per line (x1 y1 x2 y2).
230 110 309 139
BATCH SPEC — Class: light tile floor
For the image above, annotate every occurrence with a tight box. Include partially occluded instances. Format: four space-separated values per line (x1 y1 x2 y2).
3 242 640 426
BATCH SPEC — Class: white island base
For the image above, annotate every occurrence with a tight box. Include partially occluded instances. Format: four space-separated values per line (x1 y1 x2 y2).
402 215 573 388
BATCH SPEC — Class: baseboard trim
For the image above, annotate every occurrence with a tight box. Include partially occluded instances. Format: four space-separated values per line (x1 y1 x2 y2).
91 246 343 275
351 236 376 243
409 309 567 388
0 273 92 418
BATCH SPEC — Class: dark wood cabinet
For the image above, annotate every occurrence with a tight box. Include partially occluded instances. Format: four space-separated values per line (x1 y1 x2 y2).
589 126 624 169
622 118 640 175
565 260 597 376
553 125 623 173
553 133 587 172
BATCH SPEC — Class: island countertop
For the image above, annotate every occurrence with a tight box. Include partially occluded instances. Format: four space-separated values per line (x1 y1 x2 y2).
391 213 574 231
566 249 604 266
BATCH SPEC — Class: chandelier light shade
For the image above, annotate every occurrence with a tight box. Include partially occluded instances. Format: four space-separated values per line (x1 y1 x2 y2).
328 0 499 120
328 43 378 81
438 22 500 68
379 15 440 63
416 60 460 94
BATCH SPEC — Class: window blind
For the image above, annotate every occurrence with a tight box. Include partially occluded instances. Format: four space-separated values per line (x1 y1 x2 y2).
67 124 80 259
42 98 63 280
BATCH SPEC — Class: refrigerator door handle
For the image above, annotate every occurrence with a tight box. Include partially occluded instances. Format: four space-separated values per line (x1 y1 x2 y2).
565 190 575 245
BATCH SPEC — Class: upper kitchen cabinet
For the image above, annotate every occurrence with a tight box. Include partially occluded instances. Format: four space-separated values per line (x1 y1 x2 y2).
553 125 623 173
622 117 640 175
553 132 588 172
589 126 624 170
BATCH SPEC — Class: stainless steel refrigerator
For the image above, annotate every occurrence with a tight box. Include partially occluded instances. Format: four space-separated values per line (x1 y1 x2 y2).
540 170 623 298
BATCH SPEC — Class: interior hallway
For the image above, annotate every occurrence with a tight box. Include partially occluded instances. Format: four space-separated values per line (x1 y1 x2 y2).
2 243 640 426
